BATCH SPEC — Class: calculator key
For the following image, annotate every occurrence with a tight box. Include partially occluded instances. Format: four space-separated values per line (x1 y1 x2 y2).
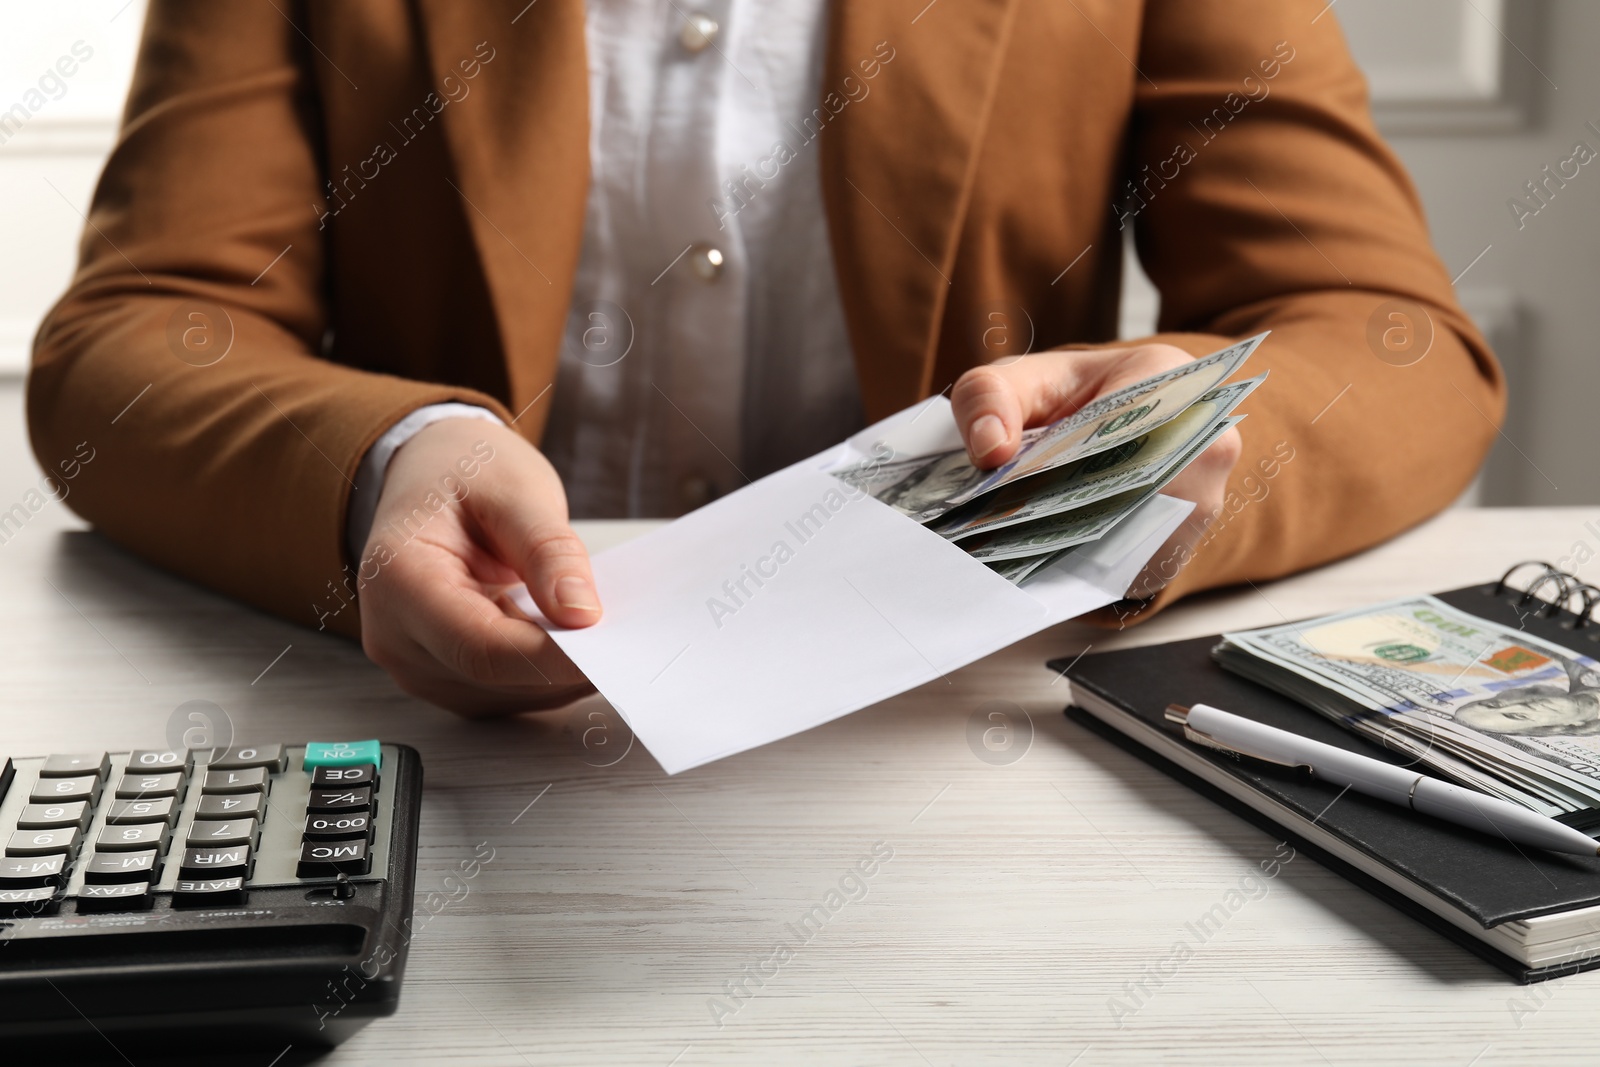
187 819 259 848
195 793 267 821
201 766 269 794
127 749 191 771
0 885 59 915
180 845 252 880
173 875 245 906
78 881 153 912
30 774 100 804
303 812 371 840
105 797 178 825
297 838 370 877
115 771 184 799
304 740 382 771
0 853 67 887
7 828 78 857
84 849 159 884
209 743 288 773
16 801 90 831
312 763 376 789
307 785 371 813
0 758 13 805
39 752 109 778
97 822 170 852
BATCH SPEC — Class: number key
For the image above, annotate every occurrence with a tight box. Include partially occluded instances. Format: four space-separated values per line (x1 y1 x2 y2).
115 771 184 799
7 828 78 857
187 819 258 848
30 775 100 804
195 793 266 821
127 749 191 771
201 767 269 794
105 797 177 826
209 744 287 772
97 823 169 852
16 802 89 831
303 812 371 840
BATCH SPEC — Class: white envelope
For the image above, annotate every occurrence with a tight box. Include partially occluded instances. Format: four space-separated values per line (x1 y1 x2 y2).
514 398 1192 774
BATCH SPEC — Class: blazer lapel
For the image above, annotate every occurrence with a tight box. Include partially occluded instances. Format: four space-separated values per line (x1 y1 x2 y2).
822 0 1019 421
414 0 590 438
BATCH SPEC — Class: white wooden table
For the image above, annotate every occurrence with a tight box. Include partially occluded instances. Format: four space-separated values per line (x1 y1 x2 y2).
6 508 1600 1065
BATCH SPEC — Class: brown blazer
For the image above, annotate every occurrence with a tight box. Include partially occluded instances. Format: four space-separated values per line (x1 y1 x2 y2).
29 0 1505 640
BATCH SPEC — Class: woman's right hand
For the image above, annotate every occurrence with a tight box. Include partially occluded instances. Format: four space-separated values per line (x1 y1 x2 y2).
356 418 599 717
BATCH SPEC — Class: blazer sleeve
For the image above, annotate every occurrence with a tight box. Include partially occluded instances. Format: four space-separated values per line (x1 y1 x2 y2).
27 1 512 639
1092 0 1507 621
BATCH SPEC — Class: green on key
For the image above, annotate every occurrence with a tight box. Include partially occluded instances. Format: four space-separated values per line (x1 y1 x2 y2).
303 740 382 771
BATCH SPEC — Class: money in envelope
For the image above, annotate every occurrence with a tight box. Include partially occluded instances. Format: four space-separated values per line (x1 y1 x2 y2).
520 334 1268 773
832 333 1269 583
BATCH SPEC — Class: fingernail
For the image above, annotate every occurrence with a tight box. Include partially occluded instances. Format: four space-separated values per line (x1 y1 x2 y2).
555 576 599 614
969 414 1006 458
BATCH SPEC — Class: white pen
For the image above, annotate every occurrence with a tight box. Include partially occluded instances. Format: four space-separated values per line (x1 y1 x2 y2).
1165 702 1600 858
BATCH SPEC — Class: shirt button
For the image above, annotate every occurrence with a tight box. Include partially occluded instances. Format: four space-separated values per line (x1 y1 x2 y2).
680 475 714 510
687 243 725 282
679 12 720 53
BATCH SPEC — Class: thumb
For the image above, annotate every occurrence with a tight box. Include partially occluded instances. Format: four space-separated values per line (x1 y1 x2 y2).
469 470 601 629
950 344 1196 468
950 355 1076 468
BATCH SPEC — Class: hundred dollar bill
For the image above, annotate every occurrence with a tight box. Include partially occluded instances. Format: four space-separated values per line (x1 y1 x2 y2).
943 331 1265 508
956 418 1238 563
832 332 1266 523
1216 595 1600 813
832 449 990 524
985 552 1056 583
932 375 1264 541
1218 610 1600 813
1242 650 1600 814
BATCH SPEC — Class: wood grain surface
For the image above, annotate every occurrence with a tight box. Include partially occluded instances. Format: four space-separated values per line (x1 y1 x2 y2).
5 507 1600 1066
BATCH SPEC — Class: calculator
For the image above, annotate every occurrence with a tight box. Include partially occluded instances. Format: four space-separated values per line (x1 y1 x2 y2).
0 739 422 1058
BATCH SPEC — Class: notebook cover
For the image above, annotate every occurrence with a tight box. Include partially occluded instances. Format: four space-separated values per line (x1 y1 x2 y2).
1051 581 1600 983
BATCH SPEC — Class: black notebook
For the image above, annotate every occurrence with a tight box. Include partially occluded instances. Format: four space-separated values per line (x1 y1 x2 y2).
1050 564 1600 984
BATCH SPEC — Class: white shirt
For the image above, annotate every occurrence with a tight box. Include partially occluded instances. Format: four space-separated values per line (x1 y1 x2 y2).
349 0 862 555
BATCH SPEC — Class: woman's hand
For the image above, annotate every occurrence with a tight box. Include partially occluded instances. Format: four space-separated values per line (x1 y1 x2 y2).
356 419 599 716
952 342 1243 597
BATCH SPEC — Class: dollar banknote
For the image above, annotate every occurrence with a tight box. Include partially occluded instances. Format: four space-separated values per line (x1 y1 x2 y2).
1216 595 1600 814
956 418 1238 563
985 553 1055 583
832 332 1266 523
831 450 991 524
943 331 1266 508
932 375 1264 542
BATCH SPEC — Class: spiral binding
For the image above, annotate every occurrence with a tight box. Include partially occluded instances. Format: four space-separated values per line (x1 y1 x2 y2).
1492 560 1600 635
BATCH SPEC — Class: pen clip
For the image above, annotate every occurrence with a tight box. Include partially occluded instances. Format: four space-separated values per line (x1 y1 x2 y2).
1165 704 1302 769
1180 724 1302 770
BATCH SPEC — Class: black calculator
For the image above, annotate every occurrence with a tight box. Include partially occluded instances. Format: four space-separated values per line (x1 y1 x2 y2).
0 740 422 1059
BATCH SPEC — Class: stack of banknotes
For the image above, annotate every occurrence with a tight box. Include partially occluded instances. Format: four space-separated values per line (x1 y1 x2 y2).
832 333 1268 583
1216 597 1600 817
